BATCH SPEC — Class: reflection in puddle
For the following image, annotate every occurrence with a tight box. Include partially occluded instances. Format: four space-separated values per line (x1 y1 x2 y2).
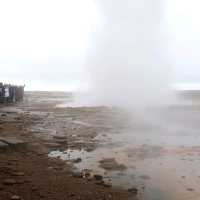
49 146 200 200
49 145 200 200
49 99 200 200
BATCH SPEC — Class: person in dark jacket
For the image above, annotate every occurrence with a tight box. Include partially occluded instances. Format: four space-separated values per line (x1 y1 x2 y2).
0 83 3 103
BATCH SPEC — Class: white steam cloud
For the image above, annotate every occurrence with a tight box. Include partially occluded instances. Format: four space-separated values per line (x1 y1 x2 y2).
83 0 172 108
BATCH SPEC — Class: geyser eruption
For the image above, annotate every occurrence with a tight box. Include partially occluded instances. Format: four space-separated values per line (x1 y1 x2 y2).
85 0 172 108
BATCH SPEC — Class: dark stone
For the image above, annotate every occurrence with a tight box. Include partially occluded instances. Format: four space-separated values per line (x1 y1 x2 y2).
72 171 82 178
139 175 151 180
0 137 25 146
53 135 67 140
99 158 127 171
128 187 138 195
44 142 61 148
53 139 67 144
16 180 25 184
103 183 112 188
187 188 195 192
94 174 103 181
3 178 17 185
11 195 21 200
0 184 3 190
0 141 9 149
73 158 82 163
31 186 38 191
11 172 25 176
69 193 75 197
95 180 104 185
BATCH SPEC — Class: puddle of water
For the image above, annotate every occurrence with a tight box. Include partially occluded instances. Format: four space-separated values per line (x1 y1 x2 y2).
49 146 200 200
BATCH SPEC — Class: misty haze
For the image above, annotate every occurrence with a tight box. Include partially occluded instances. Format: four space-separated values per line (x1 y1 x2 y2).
0 1 200 200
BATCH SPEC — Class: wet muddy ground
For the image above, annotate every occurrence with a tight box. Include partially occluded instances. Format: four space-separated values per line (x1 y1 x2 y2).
1 91 200 200
0 92 130 200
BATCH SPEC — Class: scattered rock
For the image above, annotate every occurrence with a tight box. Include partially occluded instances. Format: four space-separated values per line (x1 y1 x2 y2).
0 137 26 146
73 158 82 163
139 175 151 180
72 171 82 178
0 141 9 149
53 135 67 140
53 139 67 144
99 158 127 171
95 180 104 185
128 187 138 195
82 169 91 178
1 113 7 117
11 195 21 200
31 186 38 191
69 193 75 197
44 142 61 148
3 178 17 185
103 183 112 188
86 176 93 181
187 188 195 192
11 172 25 176
85 147 94 152
94 174 103 181
9 158 18 162
38 192 45 198
16 180 25 184
53 166 63 171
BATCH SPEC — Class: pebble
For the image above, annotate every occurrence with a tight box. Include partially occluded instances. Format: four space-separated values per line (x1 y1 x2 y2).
0 184 3 190
38 193 45 198
0 141 9 148
95 180 104 185
72 171 82 178
128 187 138 195
3 179 17 185
11 172 25 176
44 142 61 148
69 192 75 197
103 183 112 188
94 174 103 181
16 180 25 184
53 135 67 140
187 188 195 192
73 158 82 163
31 186 38 191
139 175 151 180
0 137 25 146
11 195 21 200
86 177 93 181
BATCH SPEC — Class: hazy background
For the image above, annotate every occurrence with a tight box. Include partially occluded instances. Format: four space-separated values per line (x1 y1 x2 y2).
0 0 199 92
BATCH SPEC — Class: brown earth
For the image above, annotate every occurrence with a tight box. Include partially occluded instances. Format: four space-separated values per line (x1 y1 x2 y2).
0 92 132 200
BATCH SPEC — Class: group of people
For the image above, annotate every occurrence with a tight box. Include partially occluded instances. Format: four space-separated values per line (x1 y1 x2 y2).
0 83 25 103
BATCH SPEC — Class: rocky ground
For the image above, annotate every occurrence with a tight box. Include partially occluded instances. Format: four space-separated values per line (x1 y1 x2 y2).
0 92 133 200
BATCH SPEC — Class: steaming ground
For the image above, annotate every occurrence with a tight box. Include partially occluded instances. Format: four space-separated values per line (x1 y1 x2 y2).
16 91 200 200
1 91 198 199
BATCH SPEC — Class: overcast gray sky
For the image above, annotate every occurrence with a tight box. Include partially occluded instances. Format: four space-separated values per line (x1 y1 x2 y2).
0 0 199 91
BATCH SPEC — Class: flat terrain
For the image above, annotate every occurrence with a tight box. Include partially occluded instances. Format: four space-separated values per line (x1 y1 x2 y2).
0 92 131 200
1 91 200 200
